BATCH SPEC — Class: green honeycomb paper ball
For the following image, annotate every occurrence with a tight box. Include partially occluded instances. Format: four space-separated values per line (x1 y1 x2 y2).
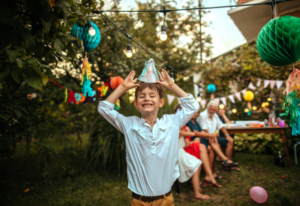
257 16 300 66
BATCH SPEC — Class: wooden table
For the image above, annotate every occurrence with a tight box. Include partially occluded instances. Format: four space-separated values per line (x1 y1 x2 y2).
227 126 290 165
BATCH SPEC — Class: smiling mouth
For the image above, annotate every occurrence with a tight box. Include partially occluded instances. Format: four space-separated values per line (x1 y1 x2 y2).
142 103 153 108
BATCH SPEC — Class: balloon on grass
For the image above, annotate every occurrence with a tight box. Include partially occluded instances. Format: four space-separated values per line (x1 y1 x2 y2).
250 186 268 203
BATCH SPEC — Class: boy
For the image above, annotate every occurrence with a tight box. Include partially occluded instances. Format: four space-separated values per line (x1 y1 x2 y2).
98 68 199 206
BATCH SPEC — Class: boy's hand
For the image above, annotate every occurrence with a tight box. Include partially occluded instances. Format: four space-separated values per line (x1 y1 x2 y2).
156 69 175 89
121 70 140 89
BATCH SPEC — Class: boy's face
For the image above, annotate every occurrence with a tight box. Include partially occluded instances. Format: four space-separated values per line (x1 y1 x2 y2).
134 87 164 116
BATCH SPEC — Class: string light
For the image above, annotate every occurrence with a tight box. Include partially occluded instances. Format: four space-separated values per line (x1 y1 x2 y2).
244 108 249 113
252 105 257 110
126 37 132 58
262 103 265 107
219 102 225 109
196 93 201 102
267 97 272 101
232 108 237 113
265 102 269 106
88 21 96 36
160 6 167 41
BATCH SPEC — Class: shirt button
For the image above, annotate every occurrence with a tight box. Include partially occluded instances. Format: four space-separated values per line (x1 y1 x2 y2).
138 129 140 131
153 142 155 145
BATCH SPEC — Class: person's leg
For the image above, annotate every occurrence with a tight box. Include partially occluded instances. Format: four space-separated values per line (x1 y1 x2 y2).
207 145 215 170
225 136 234 160
192 165 209 200
209 140 237 164
199 144 221 187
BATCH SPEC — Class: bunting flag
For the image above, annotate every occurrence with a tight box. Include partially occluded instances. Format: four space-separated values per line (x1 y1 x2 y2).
241 89 247 95
67 91 76 104
220 97 227 105
270 80 276 89
264 80 270 88
214 98 220 105
276 80 283 89
248 82 256 90
228 94 235 103
235 92 241 101
167 94 175 105
257 79 262 87
200 99 206 109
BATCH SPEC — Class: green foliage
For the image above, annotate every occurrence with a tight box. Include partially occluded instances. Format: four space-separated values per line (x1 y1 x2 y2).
234 133 285 155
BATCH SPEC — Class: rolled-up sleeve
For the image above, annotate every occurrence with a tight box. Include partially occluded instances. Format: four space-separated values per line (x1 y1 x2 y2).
174 94 199 128
98 100 132 134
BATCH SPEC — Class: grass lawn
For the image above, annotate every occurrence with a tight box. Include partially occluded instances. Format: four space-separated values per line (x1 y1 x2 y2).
10 153 300 206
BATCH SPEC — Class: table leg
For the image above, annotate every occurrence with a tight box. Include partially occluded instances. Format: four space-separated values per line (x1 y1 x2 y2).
281 129 290 166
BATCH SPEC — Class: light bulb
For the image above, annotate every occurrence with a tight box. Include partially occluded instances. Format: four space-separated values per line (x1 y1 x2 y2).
244 108 249 113
252 106 257 110
160 32 167 41
89 28 96 36
126 44 132 58
232 108 237 113
88 21 96 36
196 97 201 102
171 77 175 82
267 97 272 101
126 50 132 58
261 103 265 107
219 104 225 109
160 24 167 41
265 102 269 106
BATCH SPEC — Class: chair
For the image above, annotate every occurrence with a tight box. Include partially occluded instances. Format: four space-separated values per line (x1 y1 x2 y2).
294 141 300 165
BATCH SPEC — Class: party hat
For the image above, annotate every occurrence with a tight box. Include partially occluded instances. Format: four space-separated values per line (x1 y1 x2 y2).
138 59 161 83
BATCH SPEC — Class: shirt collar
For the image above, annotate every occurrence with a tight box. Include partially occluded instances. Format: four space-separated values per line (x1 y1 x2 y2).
141 117 160 126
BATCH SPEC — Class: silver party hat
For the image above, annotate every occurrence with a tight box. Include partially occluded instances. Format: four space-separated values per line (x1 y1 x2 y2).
138 59 161 83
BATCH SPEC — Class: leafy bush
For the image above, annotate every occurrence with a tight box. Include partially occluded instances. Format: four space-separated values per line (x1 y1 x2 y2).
234 133 285 155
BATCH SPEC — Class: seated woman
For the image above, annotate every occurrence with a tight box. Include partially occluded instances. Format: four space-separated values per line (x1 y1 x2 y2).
175 104 209 200
186 108 238 174
174 104 222 189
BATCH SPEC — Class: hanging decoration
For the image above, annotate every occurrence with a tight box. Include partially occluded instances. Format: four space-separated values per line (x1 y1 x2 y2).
81 55 94 97
110 76 124 90
67 91 77 104
97 85 109 97
207 84 216 100
280 91 300 135
71 20 101 52
244 90 254 116
257 15 300 66
138 59 161 83
283 68 300 95
114 99 121 111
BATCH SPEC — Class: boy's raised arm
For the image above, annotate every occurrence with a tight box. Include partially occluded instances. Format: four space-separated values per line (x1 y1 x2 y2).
105 70 140 104
156 69 188 98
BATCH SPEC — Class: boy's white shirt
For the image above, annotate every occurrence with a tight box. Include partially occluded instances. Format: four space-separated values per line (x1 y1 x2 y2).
98 94 199 196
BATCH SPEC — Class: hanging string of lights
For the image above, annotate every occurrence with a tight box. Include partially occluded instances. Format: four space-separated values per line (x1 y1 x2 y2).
96 0 288 13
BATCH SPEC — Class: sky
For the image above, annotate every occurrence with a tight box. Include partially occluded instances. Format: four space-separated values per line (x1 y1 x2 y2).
102 0 247 58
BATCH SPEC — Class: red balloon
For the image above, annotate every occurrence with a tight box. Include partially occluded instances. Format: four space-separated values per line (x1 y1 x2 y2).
110 76 124 90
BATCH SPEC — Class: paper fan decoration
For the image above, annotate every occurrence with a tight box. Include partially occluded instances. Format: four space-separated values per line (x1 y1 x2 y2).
71 21 101 52
257 15 300 66
138 59 161 83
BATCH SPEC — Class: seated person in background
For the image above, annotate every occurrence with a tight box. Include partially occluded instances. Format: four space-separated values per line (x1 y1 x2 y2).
175 104 209 200
174 104 222 190
198 100 239 171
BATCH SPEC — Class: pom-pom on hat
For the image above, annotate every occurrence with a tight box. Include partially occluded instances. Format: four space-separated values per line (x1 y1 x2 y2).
138 59 161 83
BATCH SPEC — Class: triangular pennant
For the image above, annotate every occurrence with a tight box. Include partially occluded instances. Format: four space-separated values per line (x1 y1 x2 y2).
167 94 175 105
67 91 76 104
248 82 256 90
235 92 241 101
220 97 227 106
241 89 247 95
257 79 262 87
276 80 283 89
228 95 235 103
270 80 276 89
264 80 270 88
200 99 206 109
214 98 220 105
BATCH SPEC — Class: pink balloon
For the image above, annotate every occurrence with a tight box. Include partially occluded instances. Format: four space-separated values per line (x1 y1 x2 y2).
250 186 268 203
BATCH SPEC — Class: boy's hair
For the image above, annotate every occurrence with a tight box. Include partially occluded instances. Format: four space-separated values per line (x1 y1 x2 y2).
135 83 165 100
